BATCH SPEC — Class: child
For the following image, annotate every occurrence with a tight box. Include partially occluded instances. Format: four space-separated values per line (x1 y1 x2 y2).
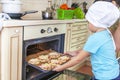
53 1 120 80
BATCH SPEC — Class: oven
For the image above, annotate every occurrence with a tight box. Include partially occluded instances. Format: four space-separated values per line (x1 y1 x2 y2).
22 24 66 80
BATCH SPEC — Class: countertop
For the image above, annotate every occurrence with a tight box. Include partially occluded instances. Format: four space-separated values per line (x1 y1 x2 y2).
2 19 87 28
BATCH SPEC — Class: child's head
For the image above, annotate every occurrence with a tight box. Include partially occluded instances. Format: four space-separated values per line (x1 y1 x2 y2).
86 1 119 31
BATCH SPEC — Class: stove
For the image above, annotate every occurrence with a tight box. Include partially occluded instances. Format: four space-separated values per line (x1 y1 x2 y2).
22 24 66 80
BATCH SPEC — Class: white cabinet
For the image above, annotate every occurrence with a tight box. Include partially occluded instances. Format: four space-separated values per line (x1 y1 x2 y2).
65 21 89 52
0 20 89 80
64 21 89 71
0 27 23 80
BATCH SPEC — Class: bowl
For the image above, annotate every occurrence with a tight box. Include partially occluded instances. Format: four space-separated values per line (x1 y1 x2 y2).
1 0 22 13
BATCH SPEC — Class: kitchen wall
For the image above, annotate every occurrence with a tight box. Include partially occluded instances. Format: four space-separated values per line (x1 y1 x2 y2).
0 0 93 19
21 0 48 19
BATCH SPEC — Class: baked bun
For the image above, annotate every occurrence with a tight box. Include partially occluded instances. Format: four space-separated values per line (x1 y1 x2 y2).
48 52 61 59
28 58 40 65
39 63 52 70
38 55 49 63
50 59 60 64
58 56 70 64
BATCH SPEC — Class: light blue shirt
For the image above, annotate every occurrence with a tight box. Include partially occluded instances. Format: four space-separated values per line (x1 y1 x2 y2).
83 30 119 80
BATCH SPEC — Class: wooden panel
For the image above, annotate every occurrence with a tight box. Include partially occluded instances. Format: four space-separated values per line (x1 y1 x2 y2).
8 27 22 80
65 29 71 52
72 24 87 31
10 36 19 80
71 36 87 43
1 27 22 80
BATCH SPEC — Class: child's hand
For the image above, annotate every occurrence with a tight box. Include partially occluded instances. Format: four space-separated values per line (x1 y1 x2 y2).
53 65 64 72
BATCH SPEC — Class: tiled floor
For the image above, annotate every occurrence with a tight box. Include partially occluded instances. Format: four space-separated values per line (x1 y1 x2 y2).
76 65 93 76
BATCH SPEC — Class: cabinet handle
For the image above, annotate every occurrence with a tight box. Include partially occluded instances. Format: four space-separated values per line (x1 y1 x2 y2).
15 29 19 33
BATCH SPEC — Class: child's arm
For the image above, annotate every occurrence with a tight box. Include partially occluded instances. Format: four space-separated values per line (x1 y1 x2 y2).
64 49 82 57
53 50 90 72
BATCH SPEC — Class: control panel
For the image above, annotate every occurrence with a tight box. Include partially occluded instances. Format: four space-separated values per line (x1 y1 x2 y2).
24 24 66 40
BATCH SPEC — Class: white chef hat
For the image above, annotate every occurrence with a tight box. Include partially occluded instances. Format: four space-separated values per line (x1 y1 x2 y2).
85 1 120 28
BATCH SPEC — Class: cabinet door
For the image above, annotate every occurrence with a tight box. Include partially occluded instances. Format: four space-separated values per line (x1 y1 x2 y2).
1 27 23 80
64 21 90 71
70 22 89 51
53 74 64 80
64 24 71 52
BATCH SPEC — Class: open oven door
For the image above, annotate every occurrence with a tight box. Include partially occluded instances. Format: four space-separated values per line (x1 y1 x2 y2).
26 64 63 80
23 34 65 80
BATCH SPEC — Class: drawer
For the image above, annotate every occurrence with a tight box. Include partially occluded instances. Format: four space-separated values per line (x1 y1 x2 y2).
71 40 86 46
70 44 83 51
71 36 87 43
71 33 88 38
71 30 88 35
72 24 87 31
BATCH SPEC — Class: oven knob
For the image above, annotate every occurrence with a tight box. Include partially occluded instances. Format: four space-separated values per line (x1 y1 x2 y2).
47 27 52 33
54 28 58 32
41 29 46 33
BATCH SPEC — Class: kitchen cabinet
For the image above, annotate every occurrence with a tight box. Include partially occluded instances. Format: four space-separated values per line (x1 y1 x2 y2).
0 19 89 80
64 20 89 71
0 27 23 80
53 74 64 80
65 21 89 52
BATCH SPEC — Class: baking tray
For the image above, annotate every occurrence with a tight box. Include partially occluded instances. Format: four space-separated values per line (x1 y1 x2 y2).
26 64 63 80
28 63 51 73
26 50 71 73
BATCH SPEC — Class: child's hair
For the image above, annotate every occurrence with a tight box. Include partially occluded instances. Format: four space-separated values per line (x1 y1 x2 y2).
116 0 120 6
94 0 120 6
94 0 112 2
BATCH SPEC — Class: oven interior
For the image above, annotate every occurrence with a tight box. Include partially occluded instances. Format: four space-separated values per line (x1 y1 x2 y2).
23 35 65 80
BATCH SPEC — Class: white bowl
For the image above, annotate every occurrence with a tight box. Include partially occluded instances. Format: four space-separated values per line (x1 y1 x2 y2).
1 1 22 13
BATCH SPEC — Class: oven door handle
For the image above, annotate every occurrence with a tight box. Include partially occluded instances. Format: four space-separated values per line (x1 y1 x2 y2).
47 71 63 80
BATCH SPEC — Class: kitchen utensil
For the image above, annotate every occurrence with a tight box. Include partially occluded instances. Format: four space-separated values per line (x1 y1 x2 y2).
6 10 38 19
71 2 84 9
83 1 88 14
42 11 53 20
42 7 54 20
71 3 79 9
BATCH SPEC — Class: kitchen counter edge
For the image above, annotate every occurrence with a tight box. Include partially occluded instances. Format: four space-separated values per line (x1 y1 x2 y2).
2 19 87 27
